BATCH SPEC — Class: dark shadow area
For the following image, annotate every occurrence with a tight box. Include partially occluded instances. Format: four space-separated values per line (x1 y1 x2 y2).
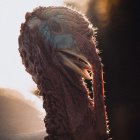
86 0 140 139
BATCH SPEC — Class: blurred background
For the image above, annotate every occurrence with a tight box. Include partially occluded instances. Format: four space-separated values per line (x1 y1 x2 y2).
0 0 140 140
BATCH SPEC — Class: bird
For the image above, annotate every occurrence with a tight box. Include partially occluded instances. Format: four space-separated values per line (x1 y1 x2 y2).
18 6 109 140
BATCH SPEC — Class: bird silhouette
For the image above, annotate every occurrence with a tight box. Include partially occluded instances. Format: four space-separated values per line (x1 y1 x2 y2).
19 6 109 140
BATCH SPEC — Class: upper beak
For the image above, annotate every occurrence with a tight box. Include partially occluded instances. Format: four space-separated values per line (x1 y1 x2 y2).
57 49 92 80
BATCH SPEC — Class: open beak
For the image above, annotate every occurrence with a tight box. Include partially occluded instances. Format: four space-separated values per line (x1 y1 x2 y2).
58 49 92 80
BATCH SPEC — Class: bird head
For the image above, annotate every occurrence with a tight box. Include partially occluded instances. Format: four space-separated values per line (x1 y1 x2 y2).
19 7 97 85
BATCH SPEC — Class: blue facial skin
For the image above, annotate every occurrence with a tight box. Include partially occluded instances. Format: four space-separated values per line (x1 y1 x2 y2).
39 23 75 50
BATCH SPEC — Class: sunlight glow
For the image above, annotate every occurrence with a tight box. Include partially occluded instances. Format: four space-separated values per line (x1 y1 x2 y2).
94 0 119 26
0 0 64 109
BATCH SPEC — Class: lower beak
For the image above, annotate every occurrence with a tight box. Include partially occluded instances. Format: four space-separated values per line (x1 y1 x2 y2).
57 49 92 80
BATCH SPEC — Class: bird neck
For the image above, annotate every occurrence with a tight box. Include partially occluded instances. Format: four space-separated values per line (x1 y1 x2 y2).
40 67 95 140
